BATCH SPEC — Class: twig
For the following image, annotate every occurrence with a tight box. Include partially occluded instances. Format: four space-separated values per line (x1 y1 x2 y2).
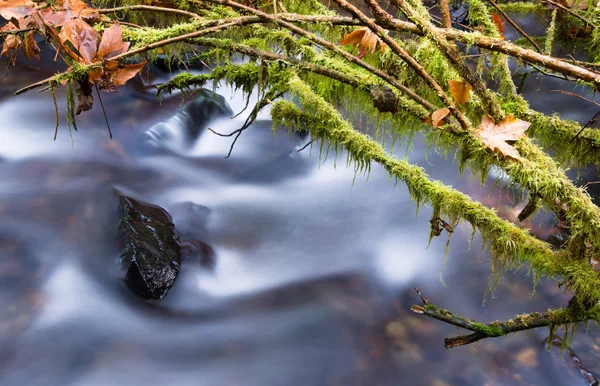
98 5 203 19
297 138 315 152
571 110 600 143
94 83 112 139
51 82 59 140
208 89 285 157
550 89 600 109
438 0 452 30
486 0 543 54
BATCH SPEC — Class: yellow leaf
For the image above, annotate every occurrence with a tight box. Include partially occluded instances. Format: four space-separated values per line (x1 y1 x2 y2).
447 80 472 105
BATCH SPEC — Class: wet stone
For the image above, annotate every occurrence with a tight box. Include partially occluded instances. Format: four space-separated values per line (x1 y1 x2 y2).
140 89 232 152
118 196 181 299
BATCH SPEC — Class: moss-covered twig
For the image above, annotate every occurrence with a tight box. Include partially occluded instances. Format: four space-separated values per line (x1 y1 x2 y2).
411 289 599 348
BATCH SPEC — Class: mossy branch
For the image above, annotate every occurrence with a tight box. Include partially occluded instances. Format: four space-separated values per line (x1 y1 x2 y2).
411 298 598 348
273 75 600 303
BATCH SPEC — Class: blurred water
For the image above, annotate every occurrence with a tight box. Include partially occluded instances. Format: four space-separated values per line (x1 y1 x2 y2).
0 37 599 386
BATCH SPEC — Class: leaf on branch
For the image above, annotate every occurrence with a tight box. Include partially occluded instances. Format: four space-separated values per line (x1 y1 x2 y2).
1 34 20 58
476 114 531 161
491 13 504 40
58 18 99 63
0 0 35 21
431 107 450 128
370 85 397 114
96 24 129 60
340 27 387 58
112 61 146 87
447 80 472 105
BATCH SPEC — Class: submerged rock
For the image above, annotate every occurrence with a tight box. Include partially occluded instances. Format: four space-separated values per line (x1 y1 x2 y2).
140 89 232 152
118 196 181 299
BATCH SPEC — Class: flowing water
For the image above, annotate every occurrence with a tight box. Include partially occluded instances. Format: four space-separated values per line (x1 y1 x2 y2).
1 24 600 386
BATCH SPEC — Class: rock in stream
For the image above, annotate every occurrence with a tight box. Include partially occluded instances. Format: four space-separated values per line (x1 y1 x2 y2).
118 196 181 299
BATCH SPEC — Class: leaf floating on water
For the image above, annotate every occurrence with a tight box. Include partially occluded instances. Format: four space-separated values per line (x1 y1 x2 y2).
447 80 472 105
370 85 398 114
476 114 530 161
431 107 450 128
340 27 387 58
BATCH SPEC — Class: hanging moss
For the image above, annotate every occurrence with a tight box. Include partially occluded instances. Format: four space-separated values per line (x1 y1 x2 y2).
270 75 600 303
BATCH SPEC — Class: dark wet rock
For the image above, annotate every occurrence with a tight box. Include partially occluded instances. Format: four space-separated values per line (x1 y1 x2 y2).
140 89 232 152
547 233 570 249
170 201 211 239
180 240 215 268
118 196 181 299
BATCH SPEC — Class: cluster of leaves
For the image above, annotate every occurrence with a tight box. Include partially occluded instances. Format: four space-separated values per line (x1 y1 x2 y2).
0 0 146 134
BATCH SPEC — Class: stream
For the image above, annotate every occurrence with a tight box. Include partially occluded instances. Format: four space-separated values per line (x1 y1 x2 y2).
1 19 600 386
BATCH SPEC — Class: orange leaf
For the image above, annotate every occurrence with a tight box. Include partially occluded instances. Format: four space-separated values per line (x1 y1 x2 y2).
431 107 450 128
112 61 146 86
340 27 386 57
58 18 99 63
447 80 472 105
96 23 129 59
0 0 35 21
476 114 530 161
340 28 366 46
491 13 504 40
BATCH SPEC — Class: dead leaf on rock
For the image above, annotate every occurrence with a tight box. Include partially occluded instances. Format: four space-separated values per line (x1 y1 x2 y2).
448 79 472 105
476 114 530 161
431 107 450 128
